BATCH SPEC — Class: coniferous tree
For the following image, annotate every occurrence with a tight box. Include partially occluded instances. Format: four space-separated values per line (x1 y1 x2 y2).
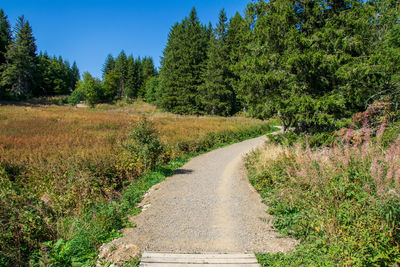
125 55 141 98
71 61 80 89
35 53 80 96
140 57 157 97
235 0 394 133
114 51 128 99
102 54 115 78
1 16 37 98
226 12 248 110
201 9 236 116
160 8 209 114
0 9 11 68
0 9 11 98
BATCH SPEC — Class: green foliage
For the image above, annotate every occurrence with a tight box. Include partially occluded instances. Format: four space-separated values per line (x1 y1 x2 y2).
1 16 37 98
102 54 115 78
103 70 120 102
201 9 237 116
0 167 54 266
104 52 157 101
0 10 79 100
125 56 142 99
123 117 165 171
144 76 161 104
0 9 11 99
0 9 11 66
175 123 273 154
35 53 79 96
247 126 400 265
68 86 86 106
140 57 157 97
76 72 104 107
159 8 210 114
114 51 128 99
229 0 400 133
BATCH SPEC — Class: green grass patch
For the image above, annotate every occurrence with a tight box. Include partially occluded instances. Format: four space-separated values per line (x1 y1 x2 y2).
247 133 400 266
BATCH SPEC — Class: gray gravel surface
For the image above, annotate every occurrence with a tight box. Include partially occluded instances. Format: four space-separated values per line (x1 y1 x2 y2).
118 136 297 253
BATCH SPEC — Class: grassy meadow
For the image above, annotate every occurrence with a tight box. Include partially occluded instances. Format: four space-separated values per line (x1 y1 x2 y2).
0 101 274 266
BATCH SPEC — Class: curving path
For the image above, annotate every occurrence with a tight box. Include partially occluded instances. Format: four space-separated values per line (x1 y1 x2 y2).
117 136 296 253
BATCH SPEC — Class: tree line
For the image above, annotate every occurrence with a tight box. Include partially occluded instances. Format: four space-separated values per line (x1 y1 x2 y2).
157 1 400 133
70 52 157 106
1 1 399 135
0 10 80 100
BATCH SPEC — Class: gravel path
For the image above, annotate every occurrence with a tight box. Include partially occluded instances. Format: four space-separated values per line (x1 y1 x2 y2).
118 136 297 253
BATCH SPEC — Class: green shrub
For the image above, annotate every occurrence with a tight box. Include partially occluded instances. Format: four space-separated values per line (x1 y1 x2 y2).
0 167 55 266
68 87 86 106
123 117 165 171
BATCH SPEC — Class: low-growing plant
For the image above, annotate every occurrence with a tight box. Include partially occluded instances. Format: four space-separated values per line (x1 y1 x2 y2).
123 117 166 171
247 123 400 265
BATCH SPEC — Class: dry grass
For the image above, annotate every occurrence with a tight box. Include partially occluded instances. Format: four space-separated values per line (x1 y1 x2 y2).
0 102 268 214
0 102 264 158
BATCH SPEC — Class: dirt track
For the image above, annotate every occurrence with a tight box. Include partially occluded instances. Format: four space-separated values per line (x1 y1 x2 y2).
115 136 296 253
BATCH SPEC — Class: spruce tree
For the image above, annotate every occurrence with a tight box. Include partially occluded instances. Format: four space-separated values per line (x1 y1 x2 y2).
0 9 11 98
102 54 115 78
71 61 80 89
160 8 209 114
226 12 248 110
125 55 141 98
201 9 236 116
35 53 80 96
1 16 37 98
0 9 11 68
114 51 128 99
140 57 157 97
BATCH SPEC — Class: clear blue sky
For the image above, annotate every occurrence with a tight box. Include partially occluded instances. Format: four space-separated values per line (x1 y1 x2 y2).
2 0 249 78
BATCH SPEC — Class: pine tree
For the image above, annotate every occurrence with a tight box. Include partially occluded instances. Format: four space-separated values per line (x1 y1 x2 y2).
35 53 80 96
0 9 11 68
201 9 236 116
102 54 115 78
71 61 80 89
226 12 249 110
125 55 141 98
114 51 128 99
0 9 11 98
160 8 209 114
1 16 37 98
140 57 157 97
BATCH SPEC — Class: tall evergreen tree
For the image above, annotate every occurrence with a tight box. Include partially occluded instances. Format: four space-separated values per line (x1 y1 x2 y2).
125 55 141 98
0 9 11 98
71 61 80 89
160 8 209 114
1 16 37 98
226 12 249 110
114 50 128 98
102 54 115 78
201 9 236 116
140 57 157 97
0 9 11 68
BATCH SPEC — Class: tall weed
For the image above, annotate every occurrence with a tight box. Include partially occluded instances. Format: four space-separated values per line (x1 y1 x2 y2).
247 124 400 265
